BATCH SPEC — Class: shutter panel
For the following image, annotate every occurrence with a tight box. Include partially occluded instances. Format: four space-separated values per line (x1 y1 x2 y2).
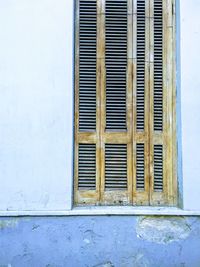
105 144 127 190
149 0 165 205
133 0 176 206
136 143 145 191
149 0 176 205
75 0 100 205
133 0 150 205
78 144 96 190
153 145 163 192
100 0 132 205
79 0 97 132
105 0 127 131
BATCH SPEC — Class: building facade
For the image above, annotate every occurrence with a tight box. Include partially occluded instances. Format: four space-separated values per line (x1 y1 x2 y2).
0 0 200 266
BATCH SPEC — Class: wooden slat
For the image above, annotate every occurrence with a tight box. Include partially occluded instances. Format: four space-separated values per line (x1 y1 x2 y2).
74 0 80 205
127 0 134 205
97 0 106 204
172 0 178 205
166 0 177 205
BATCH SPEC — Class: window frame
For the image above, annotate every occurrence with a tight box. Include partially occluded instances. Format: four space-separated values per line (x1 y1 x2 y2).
73 0 179 207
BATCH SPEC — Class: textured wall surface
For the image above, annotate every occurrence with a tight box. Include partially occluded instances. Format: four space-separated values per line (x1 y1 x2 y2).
0 1 200 265
181 0 200 210
0 216 200 267
0 0 200 212
0 0 73 211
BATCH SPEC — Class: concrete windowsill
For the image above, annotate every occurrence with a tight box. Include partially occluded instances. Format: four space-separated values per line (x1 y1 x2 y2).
0 206 200 216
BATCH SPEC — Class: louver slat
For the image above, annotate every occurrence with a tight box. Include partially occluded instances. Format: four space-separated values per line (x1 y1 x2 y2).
136 144 145 191
136 0 146 131
105 144 127 190
154 145 163 192
154 0 163 131
105 0 127 131
78 144 96 190
79 0 97 132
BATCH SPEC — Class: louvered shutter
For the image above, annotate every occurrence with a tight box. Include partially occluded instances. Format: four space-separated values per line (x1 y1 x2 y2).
99 0 132 205
133 0 177 206
149 0 177 205
133 0 150 205
75 0 177 206
75 0 100 204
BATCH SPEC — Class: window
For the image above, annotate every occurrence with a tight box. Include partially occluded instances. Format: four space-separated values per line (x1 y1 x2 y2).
74 0 177 206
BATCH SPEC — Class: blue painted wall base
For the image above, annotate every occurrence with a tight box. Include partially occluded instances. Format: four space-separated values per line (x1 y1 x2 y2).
0 216 199 267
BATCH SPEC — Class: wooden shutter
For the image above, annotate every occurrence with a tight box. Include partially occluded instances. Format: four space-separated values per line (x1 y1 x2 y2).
132 0 150 205
133 0 177 206
99 0 132 205
75 0 100 204
74 0 177 206
149 0 177 205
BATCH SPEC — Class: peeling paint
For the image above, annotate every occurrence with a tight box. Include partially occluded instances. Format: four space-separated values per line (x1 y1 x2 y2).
83 238 90 244
0 219 18 230
0 216 200 266
122 253 150 267
132 253 149 267
136 216 191 244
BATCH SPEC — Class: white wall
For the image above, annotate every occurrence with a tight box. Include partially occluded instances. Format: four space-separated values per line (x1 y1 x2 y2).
0 0 73 210
181 0 200 210
0 0 199 211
